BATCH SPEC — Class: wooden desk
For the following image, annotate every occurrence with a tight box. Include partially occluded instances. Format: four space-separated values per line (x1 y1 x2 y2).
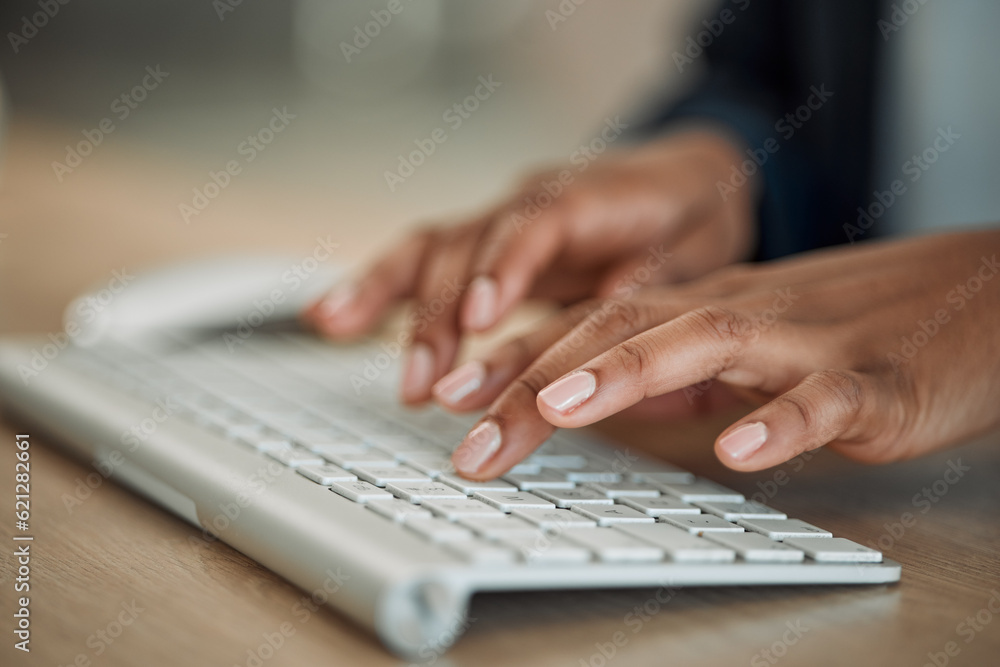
2 119 999 667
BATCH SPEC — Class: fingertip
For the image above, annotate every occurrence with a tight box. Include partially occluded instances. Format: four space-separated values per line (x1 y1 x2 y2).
461 276 499 332
432 360 486 408
715 421 769 471
400 343 435 404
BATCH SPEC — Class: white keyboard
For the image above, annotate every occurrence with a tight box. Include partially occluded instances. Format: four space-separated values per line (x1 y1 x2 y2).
0 333 900 656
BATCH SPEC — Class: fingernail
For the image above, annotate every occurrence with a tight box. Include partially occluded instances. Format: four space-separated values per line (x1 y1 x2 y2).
453 420 502 475
432 360 485 405
464 276 498 330
317 284 357 321
538 371 596 414
401 343 435 401
719 422 768 461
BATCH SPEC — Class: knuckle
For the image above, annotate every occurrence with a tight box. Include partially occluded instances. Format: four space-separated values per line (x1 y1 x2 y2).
810 369 866 416
685 305 755 348
594 299 651 335
779 370 866 433
608 337 657 382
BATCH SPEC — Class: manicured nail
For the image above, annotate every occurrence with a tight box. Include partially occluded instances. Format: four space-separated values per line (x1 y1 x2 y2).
538 371 596 414
464 276 498 330
453 420 501 475
719 422 768 461
432 360 485 405
401 343 434 401
317 284 357 321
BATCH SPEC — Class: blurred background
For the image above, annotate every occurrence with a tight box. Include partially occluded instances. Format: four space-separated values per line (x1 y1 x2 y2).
1 0 999 337
0 0 704 336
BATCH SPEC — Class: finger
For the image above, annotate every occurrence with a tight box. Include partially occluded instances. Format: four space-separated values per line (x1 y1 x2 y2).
400 227 481 404
431 301 598 411
461 203 568 332
714 369 888 471
451 299 671 480
534 305 800 428
308 231 431 338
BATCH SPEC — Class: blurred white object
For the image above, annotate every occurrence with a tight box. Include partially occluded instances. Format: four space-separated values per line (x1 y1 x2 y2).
64 255 341 347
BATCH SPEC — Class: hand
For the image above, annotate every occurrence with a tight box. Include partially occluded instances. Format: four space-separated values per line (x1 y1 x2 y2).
442 229 1000 479
303 129 758 404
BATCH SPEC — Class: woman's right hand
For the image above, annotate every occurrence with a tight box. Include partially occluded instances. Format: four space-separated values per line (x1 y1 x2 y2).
303 128 760 405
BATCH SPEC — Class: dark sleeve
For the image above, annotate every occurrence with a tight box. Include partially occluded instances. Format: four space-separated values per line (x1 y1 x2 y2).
634 0 882 260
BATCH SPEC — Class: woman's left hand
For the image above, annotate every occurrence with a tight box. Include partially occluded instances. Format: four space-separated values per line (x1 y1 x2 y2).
434 229 1000 479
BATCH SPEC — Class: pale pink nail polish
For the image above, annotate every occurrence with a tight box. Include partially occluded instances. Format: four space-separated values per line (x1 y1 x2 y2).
719 422 768 461
432 361 485 405
464 276 498 330
317 284 357 320
538 371 596 414
453 420 501 475
401 343 434 401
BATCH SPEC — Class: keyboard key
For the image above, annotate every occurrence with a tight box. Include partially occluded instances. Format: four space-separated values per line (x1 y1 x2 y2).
266 446 324 468
366 499 433 522
384 482 467 503
525 454 587 469
308 440 370 456
584 481 662 498
329 480 394 503
702 532 804 562
455 516 539 539
614 524 736 563
533 487 614 508
352 465 430 487
240 436 293 452
783 537 882 563
437 474 516 494
565 465 621 483
564 527 663 562
405 518 475 543
444 541 517 565
511 508 598 530
495 533 592 564
629 463 695 485
656 479 745 503
737 519 833 539
422 498 504 520
503 471 575 490
322 449 398 470
658 514 745 534
694 500 787 521
398 454 455 478
296 464 357 485
570 504 655 526
472 491 555 512
617 496 701 517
